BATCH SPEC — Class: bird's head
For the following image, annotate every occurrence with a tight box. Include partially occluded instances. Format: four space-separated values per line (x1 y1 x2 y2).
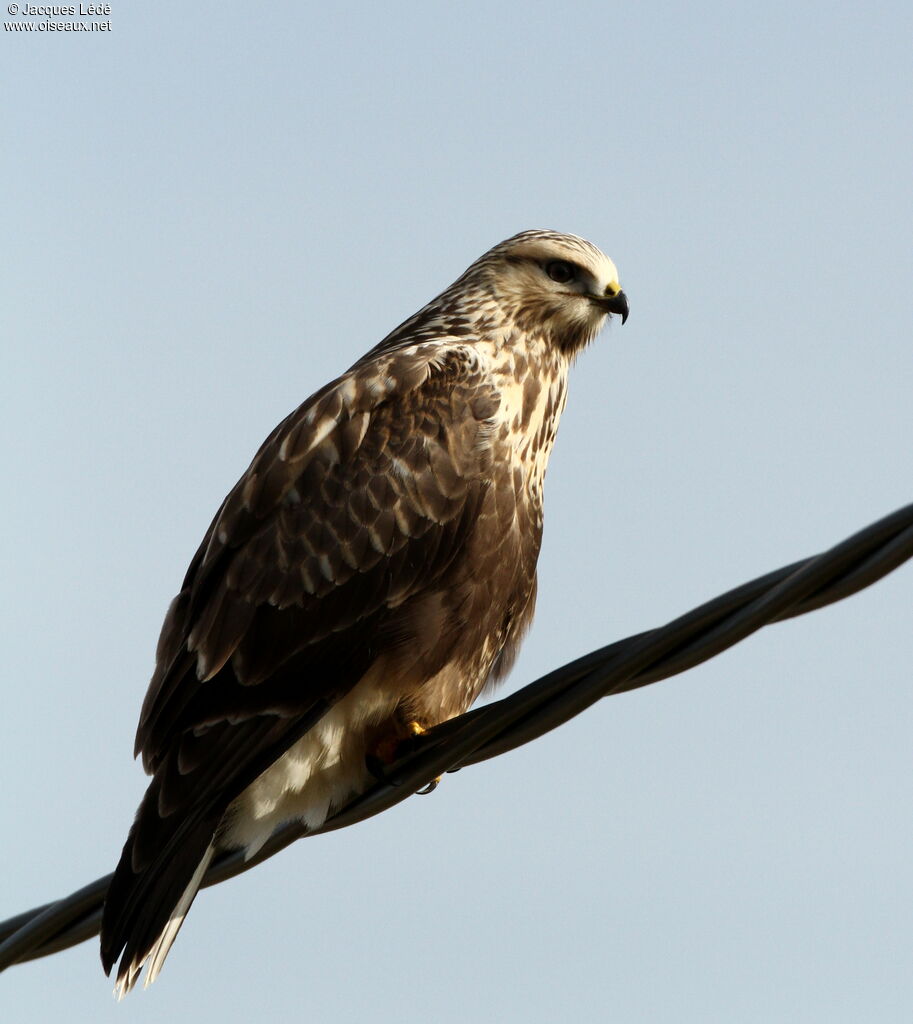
367 229 627 362
476 230 628 354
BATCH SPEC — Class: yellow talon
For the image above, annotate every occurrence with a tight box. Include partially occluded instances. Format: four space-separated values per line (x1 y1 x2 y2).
406 722 440 793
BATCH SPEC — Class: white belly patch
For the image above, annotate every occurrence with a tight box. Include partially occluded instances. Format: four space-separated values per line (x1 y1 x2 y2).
222 670 402 857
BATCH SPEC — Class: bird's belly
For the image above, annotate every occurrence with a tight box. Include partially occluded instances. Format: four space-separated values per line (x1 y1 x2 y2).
220 625 505 858
221 672 403 857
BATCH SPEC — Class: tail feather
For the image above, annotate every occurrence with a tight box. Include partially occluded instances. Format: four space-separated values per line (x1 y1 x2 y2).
100 804 221 993
113 844 215 998
101 698 324 993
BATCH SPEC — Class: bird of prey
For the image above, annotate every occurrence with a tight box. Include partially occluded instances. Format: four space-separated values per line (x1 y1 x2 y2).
100 229 628 995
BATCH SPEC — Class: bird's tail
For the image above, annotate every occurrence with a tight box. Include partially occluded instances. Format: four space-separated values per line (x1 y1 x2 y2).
100 805 220 997
117 843 214 998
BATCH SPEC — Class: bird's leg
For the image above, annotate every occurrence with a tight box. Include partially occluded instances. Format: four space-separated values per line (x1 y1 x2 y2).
406 721 440 794
365 718 441 793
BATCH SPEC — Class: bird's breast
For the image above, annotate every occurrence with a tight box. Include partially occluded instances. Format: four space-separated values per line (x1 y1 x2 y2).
487 343 569 495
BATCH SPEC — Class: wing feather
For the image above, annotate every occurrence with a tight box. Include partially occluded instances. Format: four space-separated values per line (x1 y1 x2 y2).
102 343 501 979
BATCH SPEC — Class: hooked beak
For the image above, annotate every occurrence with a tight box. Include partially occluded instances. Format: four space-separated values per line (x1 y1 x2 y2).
595 288 629 323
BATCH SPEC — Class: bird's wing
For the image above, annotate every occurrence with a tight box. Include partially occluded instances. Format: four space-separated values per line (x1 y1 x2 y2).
139 341 500 772
100 342 502 978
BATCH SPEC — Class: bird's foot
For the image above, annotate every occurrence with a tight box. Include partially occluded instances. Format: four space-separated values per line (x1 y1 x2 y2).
405 722 441 793
365 720 440 792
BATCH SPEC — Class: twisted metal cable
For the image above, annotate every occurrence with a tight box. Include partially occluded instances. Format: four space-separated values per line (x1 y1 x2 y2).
3 500 912 972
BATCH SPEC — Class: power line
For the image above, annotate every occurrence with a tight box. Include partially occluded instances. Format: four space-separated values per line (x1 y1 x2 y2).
2 500 912 972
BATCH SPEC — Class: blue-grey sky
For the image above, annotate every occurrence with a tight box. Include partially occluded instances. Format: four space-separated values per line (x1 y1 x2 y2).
3 3 912 1021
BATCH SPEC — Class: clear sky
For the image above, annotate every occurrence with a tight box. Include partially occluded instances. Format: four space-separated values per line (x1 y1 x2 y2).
3 2 912 1021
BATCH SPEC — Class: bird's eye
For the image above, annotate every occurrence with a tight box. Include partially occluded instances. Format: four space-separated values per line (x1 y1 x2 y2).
545 260 577 284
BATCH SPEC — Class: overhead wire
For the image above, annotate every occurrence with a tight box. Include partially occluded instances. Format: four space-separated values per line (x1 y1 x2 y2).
2 500 912 972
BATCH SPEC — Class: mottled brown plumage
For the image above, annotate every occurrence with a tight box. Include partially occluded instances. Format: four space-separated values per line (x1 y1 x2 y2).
100 229 627 994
